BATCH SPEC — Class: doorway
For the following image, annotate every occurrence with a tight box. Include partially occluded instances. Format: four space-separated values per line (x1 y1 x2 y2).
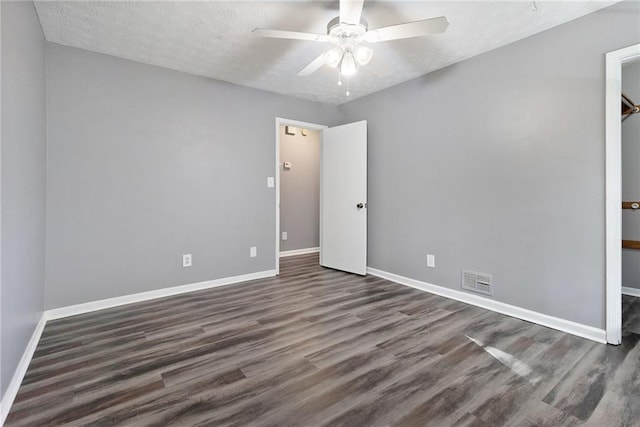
605 43 640 345
275 118 327 275
278 123 322 257
274 118 368 276
621 58 640 338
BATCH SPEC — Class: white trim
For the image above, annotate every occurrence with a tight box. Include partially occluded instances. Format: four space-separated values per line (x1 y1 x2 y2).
279 247 320 257
274 118 327 276
622 286 640 298
0 269 275 422
0 313 47 426
0 5 4 425
605 43 640 345
367 267 606 344
45 270 276 320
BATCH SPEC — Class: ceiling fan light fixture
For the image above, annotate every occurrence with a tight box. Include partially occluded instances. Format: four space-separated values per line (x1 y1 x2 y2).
324 47 344 68
353 45 373 66
340 51 357 76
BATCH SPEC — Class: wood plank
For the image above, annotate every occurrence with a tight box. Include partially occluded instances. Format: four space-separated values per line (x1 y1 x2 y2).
6 253 640 426
623 240 640 249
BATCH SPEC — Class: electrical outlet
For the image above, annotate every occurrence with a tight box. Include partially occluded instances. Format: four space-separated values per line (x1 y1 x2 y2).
250 246 257 258
182 253 192 268
427 254 435 268
267 177 274 188
282 231 288 241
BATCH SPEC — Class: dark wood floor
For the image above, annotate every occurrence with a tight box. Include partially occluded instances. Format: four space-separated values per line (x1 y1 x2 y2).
7 254 640 426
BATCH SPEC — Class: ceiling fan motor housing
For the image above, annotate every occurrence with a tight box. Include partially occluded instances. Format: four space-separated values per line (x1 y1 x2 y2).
327 16 368 40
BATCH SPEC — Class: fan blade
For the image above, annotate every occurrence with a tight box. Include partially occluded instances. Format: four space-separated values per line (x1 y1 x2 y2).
340 0 364 24
297 54 327 76
253 28 329 42
365 17 449 43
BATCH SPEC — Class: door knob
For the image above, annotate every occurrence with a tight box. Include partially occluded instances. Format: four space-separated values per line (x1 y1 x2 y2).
356 203 365 209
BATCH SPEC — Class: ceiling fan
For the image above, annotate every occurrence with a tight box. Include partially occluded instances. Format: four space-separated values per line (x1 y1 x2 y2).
253 0 449 77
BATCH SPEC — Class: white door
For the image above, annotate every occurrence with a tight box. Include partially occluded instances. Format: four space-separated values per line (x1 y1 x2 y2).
320 120 367 275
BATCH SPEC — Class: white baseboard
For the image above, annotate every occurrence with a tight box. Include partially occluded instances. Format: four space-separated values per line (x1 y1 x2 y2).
0 266 607 424
0 269 276 424
279 247 320 258
622 286 640 298
0 313 47 426
46 269 276 320
367 267 607 344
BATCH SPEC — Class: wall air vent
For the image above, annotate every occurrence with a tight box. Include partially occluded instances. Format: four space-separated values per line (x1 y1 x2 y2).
462 270 493 296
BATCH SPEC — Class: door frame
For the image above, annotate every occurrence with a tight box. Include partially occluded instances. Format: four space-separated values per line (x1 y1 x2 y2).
274 118 328 275
605 43 640 345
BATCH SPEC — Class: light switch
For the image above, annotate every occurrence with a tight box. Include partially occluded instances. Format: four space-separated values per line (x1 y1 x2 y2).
267 177 274 188
427 254 435 268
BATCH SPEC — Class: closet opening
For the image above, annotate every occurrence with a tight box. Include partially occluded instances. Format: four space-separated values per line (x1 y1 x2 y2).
605 43 640 345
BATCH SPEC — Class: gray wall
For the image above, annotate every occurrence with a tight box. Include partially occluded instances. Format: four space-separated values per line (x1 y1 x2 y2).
1 2 47 397
45 44 338 309
339 0 640 329
622 60 640 289
280 126 320 252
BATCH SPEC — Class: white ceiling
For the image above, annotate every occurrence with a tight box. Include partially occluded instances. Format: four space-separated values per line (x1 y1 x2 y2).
34 1 617 105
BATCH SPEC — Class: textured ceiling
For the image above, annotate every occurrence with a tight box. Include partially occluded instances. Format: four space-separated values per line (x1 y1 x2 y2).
34 1 618 104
